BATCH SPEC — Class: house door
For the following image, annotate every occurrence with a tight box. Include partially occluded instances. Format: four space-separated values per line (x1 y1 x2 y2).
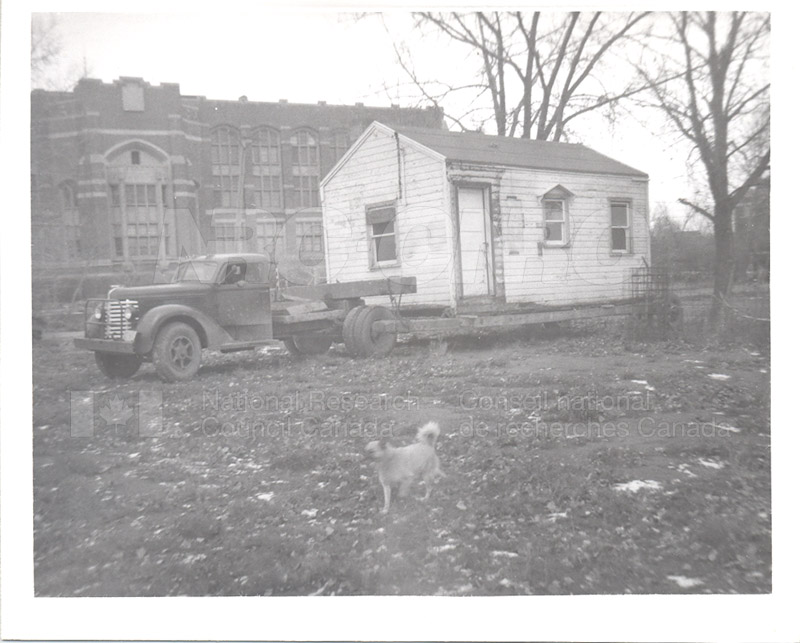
457 187 493 297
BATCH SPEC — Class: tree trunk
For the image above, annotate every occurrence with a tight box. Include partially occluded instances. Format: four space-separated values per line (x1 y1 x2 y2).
709 202 735 328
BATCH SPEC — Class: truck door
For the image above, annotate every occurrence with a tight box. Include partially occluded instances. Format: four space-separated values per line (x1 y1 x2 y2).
214 259 272 342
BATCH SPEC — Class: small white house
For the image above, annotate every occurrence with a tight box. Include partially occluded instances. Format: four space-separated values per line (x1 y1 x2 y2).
320 121 649 313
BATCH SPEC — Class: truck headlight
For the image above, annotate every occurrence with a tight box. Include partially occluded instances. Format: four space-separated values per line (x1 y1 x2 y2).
123 305 138 321
92 303 104 320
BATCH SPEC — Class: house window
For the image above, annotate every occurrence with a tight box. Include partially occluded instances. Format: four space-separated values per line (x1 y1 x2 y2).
290 129 320 209
366 204 398 267
291 129 319 166
296 175 319 208
256 218 286 258
297 219 324 264
610 201 632 252
213 221 240 253
252 128 282 210
543 199 567 245
121 182 164 258
211 126 242 210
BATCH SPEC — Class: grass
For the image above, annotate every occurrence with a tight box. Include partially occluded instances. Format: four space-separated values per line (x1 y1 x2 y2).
32 321 770 595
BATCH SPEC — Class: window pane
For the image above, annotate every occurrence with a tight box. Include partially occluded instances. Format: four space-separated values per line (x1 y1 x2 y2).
611 204 628 227
375 235 396 262
611 228 628 251
372 220 394 236
544 201 564 221
545 222 563 241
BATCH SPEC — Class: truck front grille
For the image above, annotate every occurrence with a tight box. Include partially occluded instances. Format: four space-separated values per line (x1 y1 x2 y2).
104 300 136 340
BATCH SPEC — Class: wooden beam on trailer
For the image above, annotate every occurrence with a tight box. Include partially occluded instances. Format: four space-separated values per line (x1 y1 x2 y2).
373 303 644 334
280 277 417 302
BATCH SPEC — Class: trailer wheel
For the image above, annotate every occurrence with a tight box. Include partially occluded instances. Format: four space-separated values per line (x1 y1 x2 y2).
284 334 333 357
342 305 366 355
95 352 141 379
152 322 202 382
352 305 397 357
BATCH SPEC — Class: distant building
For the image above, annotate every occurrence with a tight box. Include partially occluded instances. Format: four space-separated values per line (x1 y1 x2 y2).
733 176 770 280
30 77 443 286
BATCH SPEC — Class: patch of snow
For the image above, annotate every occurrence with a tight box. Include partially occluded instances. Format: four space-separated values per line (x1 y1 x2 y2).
491 550 519 558
613 480 662 493
683 359 705 364
676 463 698 478
708 373 731 381
432 544 457 553
499 578 513 588
257 492 275 501
630 379 649 385
547 512 568 522
698 458 724 470
667 575 704 589
719 423 741 433
301 508 318 518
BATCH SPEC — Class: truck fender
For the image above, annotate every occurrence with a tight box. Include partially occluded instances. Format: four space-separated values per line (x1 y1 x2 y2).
133 305 233 355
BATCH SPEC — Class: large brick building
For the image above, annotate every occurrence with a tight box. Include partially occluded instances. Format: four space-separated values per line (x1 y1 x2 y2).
31 77 443 289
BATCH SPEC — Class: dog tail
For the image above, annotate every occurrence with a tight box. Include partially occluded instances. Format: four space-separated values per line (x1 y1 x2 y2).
417 421 440 446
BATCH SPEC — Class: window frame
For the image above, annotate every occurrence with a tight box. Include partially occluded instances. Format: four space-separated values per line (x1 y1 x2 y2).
609 199 633 254
366 202 399 269
542 198 569 247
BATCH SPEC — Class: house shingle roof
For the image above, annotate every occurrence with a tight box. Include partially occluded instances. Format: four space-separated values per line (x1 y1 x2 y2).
393 125 648 178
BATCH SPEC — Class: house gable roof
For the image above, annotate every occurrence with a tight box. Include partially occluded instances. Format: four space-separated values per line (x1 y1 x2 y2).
392 125 648 178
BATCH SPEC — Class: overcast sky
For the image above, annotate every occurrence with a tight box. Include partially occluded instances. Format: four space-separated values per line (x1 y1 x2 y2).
34 10 697 221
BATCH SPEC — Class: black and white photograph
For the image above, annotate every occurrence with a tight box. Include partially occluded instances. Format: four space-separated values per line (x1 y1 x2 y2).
1 2 796 641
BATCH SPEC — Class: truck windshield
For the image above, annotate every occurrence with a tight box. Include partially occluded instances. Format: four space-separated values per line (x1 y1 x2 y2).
173 261 220 283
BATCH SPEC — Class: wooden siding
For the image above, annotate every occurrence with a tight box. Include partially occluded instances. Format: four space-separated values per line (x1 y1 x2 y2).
322 127 453 306
496 166 649 305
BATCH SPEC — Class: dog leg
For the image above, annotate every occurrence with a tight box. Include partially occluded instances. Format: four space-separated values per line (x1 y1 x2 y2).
381 484 391 514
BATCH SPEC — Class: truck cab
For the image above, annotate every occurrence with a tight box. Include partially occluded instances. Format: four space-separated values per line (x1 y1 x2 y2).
76 254 273 381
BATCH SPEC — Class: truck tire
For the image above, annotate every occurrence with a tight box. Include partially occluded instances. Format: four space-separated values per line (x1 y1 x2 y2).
152 322 202 382
284 334 333 357
95 352 141 379
352 305 397 357
342 305 366 356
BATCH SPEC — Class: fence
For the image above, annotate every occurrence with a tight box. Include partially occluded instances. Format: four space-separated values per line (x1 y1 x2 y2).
627 267 770 347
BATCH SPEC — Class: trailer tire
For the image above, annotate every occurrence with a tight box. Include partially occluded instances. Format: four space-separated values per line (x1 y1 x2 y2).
95 352 141 379
152 322 202 382
342 305 366 356
352 305 397 357
284 334 333 357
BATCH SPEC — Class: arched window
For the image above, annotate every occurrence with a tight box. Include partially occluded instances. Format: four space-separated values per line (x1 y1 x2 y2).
211 126 242 208
251 127 282 210
290 128 319 208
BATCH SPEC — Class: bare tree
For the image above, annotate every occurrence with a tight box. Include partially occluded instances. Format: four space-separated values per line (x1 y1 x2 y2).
638 12 770 325
400 12 652 140
31 14 89 90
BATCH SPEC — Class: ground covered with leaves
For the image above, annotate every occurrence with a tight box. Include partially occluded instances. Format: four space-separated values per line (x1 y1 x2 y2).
33 323 770 595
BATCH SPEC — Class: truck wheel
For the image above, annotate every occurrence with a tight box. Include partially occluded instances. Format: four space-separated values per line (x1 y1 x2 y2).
95 352 141 379
284 334 333 357
352 305 397 357
152 322 201 382
342 305 366 356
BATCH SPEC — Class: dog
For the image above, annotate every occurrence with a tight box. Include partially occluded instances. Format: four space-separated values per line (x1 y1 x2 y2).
366 421 444 514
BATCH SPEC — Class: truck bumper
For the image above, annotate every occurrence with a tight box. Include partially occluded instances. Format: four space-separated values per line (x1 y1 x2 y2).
74 338 137 354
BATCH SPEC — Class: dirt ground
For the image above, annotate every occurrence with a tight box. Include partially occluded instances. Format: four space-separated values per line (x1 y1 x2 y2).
32 322 771 595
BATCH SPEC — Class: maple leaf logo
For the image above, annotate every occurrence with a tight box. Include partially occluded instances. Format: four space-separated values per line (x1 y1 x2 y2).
98 395 135 429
